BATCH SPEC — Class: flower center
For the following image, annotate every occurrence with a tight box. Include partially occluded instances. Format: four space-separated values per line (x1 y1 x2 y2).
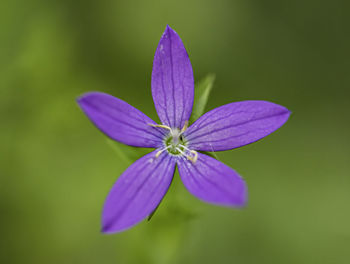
148 121 198 163
164 128 187 155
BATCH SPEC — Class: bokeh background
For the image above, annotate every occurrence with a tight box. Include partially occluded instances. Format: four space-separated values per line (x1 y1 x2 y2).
1 0 349 263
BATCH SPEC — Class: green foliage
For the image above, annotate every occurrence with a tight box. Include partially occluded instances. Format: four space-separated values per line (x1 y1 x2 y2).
189 74 216 124
106 139 149 165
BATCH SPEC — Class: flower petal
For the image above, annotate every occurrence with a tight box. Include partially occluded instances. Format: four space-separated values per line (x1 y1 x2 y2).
77 92 165 148
151 25 194 129
177 153 247 207
185 101 290 151
102 150 176 233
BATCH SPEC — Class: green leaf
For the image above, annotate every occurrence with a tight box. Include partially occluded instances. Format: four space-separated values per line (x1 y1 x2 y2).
106 139 149 165
189 73 216 124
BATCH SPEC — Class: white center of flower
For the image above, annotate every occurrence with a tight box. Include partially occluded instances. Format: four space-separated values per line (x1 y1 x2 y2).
165 128 186 155
148 122 198 163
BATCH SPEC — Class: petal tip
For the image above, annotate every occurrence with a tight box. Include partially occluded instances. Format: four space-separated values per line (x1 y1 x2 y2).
101 218 114 234
76 92 102 106
234 191 248 208
76 94 88 108
163 24 178 38
286 108 292 117
281 105 291 114
229 181 248 208
101 225 113 234
101 219 124 234
165 24 172 32
280 106 292 123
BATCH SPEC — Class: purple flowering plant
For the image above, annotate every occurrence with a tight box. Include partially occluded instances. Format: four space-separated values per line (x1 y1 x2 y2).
77 25 290 233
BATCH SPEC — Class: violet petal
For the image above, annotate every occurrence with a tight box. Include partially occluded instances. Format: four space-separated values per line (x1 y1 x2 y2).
102 150 176 233
77 92 164 148
151 25 194 129
177 153 247 207
185 101 290 151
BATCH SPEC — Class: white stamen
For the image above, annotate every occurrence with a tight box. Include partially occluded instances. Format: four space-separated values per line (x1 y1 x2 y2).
148 123 172 131
175 147 187 156
176 146 198 164
155 145 172 158
179 144 192 153
180 121 189 134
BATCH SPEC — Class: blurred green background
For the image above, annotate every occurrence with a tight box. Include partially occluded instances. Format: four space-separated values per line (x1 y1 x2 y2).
1 0 349 263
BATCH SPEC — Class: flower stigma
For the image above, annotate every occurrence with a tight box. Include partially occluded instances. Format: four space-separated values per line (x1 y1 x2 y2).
148 121 198 163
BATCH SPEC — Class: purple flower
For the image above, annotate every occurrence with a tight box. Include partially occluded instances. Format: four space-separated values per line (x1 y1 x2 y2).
77 25 290 233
